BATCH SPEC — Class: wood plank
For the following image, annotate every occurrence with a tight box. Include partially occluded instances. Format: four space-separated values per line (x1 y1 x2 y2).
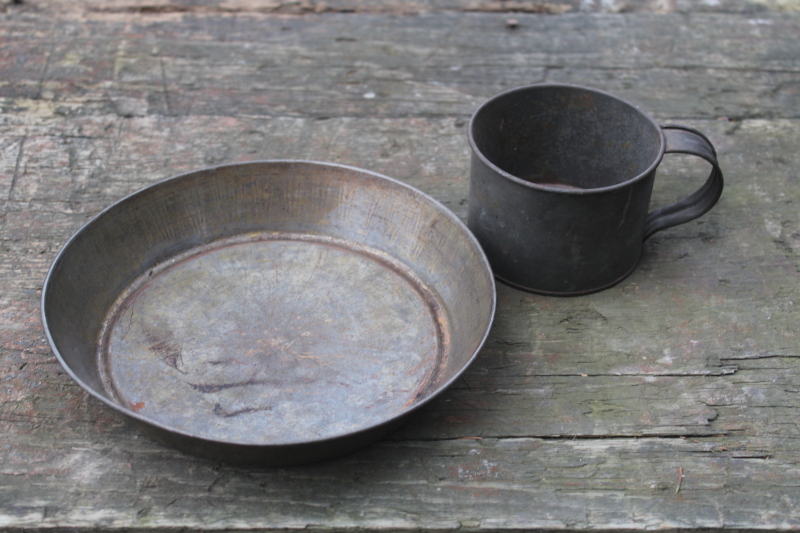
3 3 800 530
1 11 799 121
2 434 798 529
22 0 800 16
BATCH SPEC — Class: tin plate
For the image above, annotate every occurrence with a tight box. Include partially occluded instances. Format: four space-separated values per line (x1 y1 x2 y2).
43 161 495 465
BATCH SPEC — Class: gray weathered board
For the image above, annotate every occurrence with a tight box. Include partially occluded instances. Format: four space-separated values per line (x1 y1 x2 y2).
2 0 800 530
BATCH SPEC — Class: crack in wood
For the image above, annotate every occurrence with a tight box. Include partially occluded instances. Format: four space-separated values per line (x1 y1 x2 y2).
389 433 733 442
722 354 800 360
8 135 26 202
159 58 173 116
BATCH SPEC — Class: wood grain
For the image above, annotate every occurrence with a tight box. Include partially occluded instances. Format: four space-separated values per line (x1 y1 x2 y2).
2 1 800 530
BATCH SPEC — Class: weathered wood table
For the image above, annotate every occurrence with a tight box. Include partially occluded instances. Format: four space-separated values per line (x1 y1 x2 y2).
3 0 800 530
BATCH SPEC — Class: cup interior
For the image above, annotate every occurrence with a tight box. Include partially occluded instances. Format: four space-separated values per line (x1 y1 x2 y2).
470 85 663 190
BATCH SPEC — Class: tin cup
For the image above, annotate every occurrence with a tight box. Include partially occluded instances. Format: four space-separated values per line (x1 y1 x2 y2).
467 83 723 295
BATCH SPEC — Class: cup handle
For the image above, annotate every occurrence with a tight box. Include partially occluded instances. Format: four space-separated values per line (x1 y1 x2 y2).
643 125 724 240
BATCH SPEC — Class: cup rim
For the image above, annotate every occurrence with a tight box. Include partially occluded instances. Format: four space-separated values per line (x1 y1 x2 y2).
468 83 667 195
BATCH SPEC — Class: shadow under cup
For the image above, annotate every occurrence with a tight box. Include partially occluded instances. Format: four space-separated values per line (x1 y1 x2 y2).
467 84 723 296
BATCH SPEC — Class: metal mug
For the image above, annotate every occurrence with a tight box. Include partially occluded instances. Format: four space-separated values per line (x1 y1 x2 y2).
467 83 724 295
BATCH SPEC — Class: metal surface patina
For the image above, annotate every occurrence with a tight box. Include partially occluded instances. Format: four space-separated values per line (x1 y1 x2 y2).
42 161 496 466
467 84 723 296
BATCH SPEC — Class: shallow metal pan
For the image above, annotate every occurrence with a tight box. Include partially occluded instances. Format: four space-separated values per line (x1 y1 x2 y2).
42 161 496 466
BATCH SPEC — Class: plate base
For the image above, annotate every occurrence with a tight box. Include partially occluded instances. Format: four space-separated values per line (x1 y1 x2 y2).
98 233 447 445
